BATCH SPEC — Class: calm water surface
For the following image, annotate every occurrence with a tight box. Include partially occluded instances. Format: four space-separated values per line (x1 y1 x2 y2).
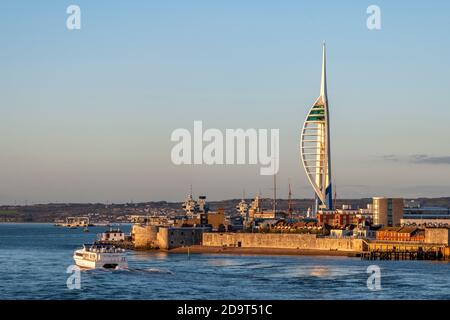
0 223 449 300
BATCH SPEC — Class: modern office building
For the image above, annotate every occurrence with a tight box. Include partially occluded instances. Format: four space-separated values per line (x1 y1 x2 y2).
373 197 404 227
300 43 333 215
401 206 450 227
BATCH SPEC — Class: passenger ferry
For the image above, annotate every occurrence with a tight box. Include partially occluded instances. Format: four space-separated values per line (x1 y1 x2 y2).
73 243 128 269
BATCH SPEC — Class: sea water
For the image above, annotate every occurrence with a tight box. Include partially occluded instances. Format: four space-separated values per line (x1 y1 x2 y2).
0 223 449 300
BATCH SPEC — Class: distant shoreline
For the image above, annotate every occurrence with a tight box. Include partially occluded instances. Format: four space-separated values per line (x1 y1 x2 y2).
0 222 132 225
0 222 53 224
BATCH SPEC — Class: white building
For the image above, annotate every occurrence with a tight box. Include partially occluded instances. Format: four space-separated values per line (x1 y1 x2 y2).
99 228 126 242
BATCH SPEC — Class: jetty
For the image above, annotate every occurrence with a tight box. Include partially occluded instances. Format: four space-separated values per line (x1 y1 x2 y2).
360 248 445 260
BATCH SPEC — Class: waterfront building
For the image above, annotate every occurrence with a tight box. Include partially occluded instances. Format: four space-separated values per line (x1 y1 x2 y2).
127 214 174 226
317 209 371 228
99 228 126 242
403 206 450 215
64 216 90 227
202 209 226 231
404 199 421 209
402 218 450 227
373 197 404 227
328 223 377 239
272 220 323 233
330 228 354 238
352 225 377 239
365 227 450 261
300 43 333 215
376 226 424 242
401 206 450 227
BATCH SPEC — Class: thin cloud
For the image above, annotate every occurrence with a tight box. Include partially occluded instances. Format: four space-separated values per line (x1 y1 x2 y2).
381 154 399 162
410 155 450 164
381 154 450 165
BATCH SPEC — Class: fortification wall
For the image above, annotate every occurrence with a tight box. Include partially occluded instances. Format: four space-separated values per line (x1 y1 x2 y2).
202 233 363 252
425 228 450 245
132 225 159 249
158 227 206 249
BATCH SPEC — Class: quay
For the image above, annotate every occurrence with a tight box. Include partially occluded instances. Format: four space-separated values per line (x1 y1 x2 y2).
360 248 446 261
130 224 450 260
360 241 450 261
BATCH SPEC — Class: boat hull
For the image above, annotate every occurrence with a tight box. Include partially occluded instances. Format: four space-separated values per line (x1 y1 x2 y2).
73 252 128 270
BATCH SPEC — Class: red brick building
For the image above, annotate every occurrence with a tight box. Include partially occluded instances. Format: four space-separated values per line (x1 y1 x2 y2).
376 227 425 242
317 210 367 228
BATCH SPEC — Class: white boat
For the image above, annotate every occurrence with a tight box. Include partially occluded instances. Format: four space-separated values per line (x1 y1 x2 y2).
73 243 128 269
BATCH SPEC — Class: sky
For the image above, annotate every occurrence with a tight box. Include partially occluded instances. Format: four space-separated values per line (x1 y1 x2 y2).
1 1 450 204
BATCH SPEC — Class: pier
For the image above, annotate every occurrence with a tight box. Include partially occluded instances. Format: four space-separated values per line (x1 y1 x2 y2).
360 240 449 261
360 248 445 260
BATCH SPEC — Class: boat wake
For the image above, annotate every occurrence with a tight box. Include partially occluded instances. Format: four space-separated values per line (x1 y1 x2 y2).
144 268 173 274
110 267 173 274
80 266 173 275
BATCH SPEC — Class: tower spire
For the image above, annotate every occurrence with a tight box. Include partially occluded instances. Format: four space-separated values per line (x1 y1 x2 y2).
320 42 327 100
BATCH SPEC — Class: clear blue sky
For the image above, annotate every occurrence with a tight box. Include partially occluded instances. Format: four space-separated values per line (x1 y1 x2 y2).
1 1 450 204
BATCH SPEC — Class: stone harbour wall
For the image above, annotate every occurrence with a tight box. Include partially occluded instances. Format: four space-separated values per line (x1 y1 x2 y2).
425 228 450 245
202 232 364 252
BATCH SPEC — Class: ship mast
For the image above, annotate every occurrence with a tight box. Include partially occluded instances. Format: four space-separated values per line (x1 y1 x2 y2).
272 144 277 215
333 181 337 210
288 179 293 218
273 174 277 214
